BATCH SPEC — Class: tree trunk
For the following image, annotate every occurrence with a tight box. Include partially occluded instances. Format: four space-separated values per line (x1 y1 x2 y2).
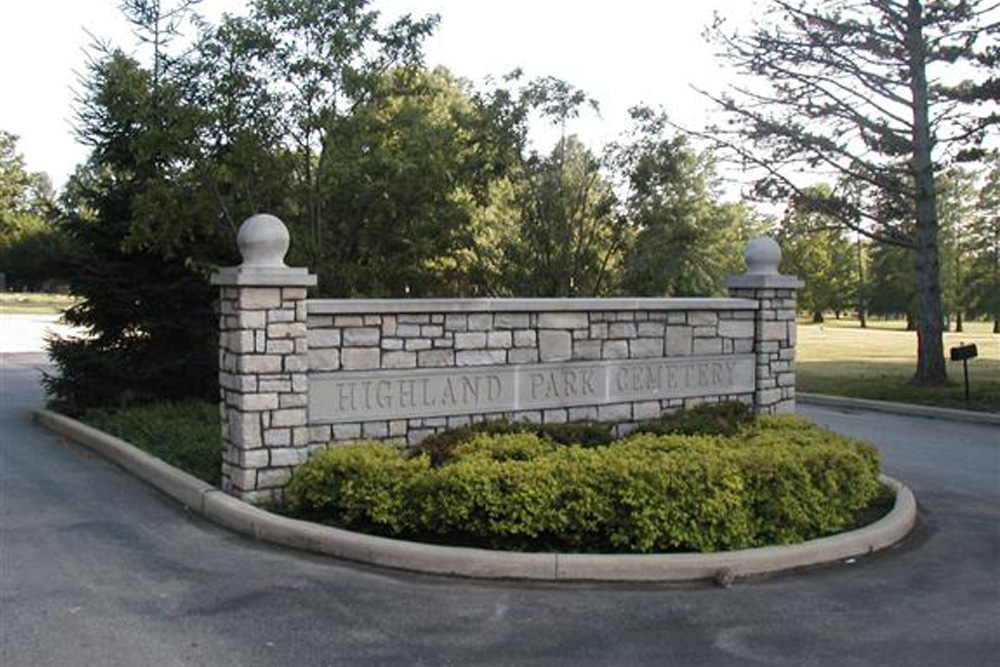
907 0 948 385
812 311 824 323
906 312 916 331
994 317 998 334
955 311 963 333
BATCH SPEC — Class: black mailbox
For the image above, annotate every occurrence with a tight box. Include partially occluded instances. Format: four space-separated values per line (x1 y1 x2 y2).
950 344 978 362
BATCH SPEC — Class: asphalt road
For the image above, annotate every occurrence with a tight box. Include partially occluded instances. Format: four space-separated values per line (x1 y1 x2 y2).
1 351 998 667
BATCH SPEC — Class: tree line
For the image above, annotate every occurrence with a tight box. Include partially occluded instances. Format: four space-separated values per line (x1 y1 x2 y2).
0 0 995 411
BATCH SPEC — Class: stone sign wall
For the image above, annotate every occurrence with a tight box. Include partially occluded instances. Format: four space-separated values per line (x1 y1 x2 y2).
305 300 760 447
213 215 801 503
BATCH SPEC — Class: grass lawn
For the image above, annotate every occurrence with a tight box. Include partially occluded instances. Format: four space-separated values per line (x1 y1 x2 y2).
0 292 78 314
796 318 999 412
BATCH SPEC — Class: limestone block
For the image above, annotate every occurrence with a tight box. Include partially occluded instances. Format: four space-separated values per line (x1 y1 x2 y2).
572 340 603 361
444 314 468 331
665 327 692 356
568 406 598 421
688 312 718 326
614 312 635 321
433 338 454 349
343 327 380 346
238 355 283 374
637 322 665 337
538 312 588 329
693 338 723 355
599 403 632 422
543 408 568 424
284 355 307 373
229 412 261 447
418 349 455 367
468 313 493 331
509 348 539 364
266 340 294 355
309 348 341 372
233 393 279 412
383 351 417 369
456 349 506 366
257 468 292 489
539 330 572 362
667 312 687 324
280 393 308 408
308 329 341 348
257 375 292 393
333 423 362 440
609 322 637 339
455 332 487 349
268 309 295 324
334 316 364 327
381 315 397 337
282 287 308 300
230 331 256 354
237 288 282 310
421 325 444 338
757 388 782 405
341 348 380 370
309 425 332 443
307 315 334 327
488 331 513 348
602 340 629 359
735 339 754 354
291 373 308 393
719 320 754 338
404 339 432 351
272 408 307 428
381 338 404 351
268 322 307 339
777 372 795 387
235 311 267 329
513 330 537 347
363 421 390 438
630 338 663 359
395 324 422 338
398 314 430 324
495 313 529 329
632 401 661 421
238 449 270 468
270 447 308 467
264 428 291 446
589 322 609 339
229 467 257 491
761 321 787 341
389 420 407 437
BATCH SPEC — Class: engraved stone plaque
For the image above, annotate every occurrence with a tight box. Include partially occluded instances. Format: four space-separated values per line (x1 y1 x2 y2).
310 354 754 424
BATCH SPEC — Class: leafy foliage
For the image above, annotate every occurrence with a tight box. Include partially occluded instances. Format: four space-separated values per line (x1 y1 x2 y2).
705 0 999 384
286 414 883 553
82 400 221 485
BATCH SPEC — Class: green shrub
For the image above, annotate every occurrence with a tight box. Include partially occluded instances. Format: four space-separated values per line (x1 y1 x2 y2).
631 400 755 438
82 401 221 485
286 416 883 553
415 419 614 466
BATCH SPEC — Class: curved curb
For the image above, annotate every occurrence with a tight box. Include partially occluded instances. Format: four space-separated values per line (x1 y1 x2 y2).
799 393 1000 425
33 408 917 582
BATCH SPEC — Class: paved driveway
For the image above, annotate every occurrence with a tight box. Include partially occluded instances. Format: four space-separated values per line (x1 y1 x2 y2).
1 350 997 666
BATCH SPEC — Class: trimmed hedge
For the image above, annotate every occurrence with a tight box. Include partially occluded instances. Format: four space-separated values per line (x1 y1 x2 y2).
285 413 883 553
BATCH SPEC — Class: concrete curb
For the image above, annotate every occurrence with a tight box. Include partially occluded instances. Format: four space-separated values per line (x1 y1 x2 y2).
799 393 1000 425
33 408 917 582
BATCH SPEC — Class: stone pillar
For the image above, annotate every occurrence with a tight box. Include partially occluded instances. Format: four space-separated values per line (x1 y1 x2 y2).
211 214 317 503
726 237 803 415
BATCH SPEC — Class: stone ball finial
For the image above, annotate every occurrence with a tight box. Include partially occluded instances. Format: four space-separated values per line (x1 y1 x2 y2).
237 214 289 268
744 236 782 275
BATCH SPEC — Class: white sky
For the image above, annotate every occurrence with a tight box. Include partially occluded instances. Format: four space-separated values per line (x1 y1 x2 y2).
0 0 756 190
